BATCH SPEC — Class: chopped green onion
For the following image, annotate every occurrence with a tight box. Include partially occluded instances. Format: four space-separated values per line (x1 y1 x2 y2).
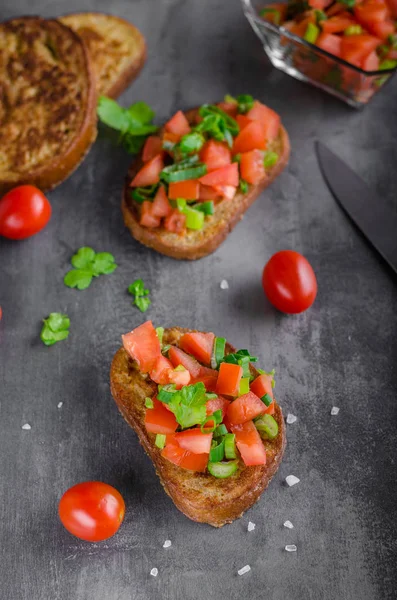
162 344 171 354
236 94 254 114
207 460 238 479
239 179 249 194
314 9 327 23
261 393 273 407
254 414 279 440
158 385 176 404
259 8 281 25
206 393 218 400
239 377 250 396
344 25 363 36
224 433 237 459
175 198 187 212
379 59 397 71
131 184 158 204
232 153 241 163
304 23 319 44
210 438 225 462
264 151 279 168
214 423 228 437
198 105 240 137
238 356 251 378
194 201 214 215
201 415 217 434
211 337 226 369
182 205 205 230
212 410 223 424
156 327 164 344
162 164 207 183
178 132 205 155
155 433 166 449
145 397 154 409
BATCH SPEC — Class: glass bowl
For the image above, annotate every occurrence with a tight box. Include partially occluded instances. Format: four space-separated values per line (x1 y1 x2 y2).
241 0 397 108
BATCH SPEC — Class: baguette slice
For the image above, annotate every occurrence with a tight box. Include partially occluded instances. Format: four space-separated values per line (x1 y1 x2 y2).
0 17 97 194
122 108 290 260
60 12 146 98
110 327 286 527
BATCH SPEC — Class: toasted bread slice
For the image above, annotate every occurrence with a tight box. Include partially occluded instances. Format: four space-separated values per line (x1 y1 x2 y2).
0 17 97 194
110 327 286 527
122 108 290 260
60 12 146 98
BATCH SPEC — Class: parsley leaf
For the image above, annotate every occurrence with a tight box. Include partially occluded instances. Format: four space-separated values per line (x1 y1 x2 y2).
97 96 158 154
167 382 208 429
128 278 151 313
64 247 117 290
40 313 70 346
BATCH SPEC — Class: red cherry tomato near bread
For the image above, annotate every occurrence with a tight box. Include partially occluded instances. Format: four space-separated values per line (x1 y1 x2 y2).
58 482 125 542
0 185 52 240
262 250 317 314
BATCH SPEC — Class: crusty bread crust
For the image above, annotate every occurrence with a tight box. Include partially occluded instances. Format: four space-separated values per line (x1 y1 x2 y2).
110 327 286 527
122 109 290 260
0 17 97 194
59 12 146 99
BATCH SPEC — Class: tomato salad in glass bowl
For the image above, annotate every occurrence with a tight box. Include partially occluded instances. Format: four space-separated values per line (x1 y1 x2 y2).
242 0 397 107
120 321 282 478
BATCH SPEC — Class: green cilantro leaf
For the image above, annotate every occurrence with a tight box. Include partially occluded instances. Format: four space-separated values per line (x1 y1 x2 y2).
127 102 155 126
92 252 117 276
64 248 117 290
64 269 93 290
135 296 151 313
97 97 130 131
128 278 151 312
40 312 70 346
167 382 208 429
71 247 96 269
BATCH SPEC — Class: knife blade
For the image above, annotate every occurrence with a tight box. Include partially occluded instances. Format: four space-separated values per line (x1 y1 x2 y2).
315 141 397 274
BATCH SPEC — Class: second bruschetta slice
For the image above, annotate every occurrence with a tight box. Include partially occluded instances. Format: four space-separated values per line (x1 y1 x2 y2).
122 96 290 260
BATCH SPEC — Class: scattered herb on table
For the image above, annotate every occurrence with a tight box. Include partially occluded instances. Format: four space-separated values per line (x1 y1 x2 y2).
97 97 158 153
40 313 70 346
64 247 117 290
128 278 151 312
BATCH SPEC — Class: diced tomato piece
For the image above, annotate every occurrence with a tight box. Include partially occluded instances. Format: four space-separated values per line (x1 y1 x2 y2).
140 201 161 228
326 1 347 16
180 332 215 365
316 33 342 58
167 367 191 388
174 429 213 454
198 183 220 201
216 362 243 397
142 136 164 162
341 35 381 67
250 374 274 401
145 399 178 434
232 121 267 154
231 421 267 466
193 366 219 392
168 179 200 200
168 346 202 378
150 354 173 385
206 395 231 419
367 19 395 39
162 131 180 145
227 391 265 425
321 15 354 33
165 110 191 136
200 140 231 171
240 149 266 185
213 185 237 200
130 154 164 187
199 163 239 187
246 101 281 143
362 50 380 71
151 185 172 218
217 100 238 117
354 2 390 27
236 114 252 131
122 321 161 373
308 0 333 8
161 442 208 472
386 0 397 17
164 209 186 233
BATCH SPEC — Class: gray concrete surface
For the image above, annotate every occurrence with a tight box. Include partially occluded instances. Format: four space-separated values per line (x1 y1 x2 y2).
1 1 396 599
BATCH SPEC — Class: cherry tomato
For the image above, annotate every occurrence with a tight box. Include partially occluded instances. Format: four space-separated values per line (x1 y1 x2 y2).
262 250 317 314
58 481 125 542
0 185 52 240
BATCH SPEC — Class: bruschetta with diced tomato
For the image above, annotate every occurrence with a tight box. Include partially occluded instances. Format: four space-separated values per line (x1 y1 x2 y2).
122 95 290 260
110 321 286 527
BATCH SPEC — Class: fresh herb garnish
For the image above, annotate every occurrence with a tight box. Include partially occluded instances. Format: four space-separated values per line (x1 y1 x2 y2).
145 397 154 409
239 179 249 194
221 349 258 378
195 105 239 147
97 97 158 154
131 184 159 204
164 382 209 429
264 151 279 168
177 132 205 155
128 279 151 313
40 313 70 346
64 247 117 290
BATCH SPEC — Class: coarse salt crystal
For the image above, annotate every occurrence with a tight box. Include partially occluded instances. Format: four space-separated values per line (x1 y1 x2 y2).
22 423 31 430
57 402 63 409
284 520 294 529
286 413 297 424
163 540 171 548
331 406 339 416
285 545 297 552
247 521 255 532
285 475 300 487
150 568 158 577
220 279 229 290
238 565 251 576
